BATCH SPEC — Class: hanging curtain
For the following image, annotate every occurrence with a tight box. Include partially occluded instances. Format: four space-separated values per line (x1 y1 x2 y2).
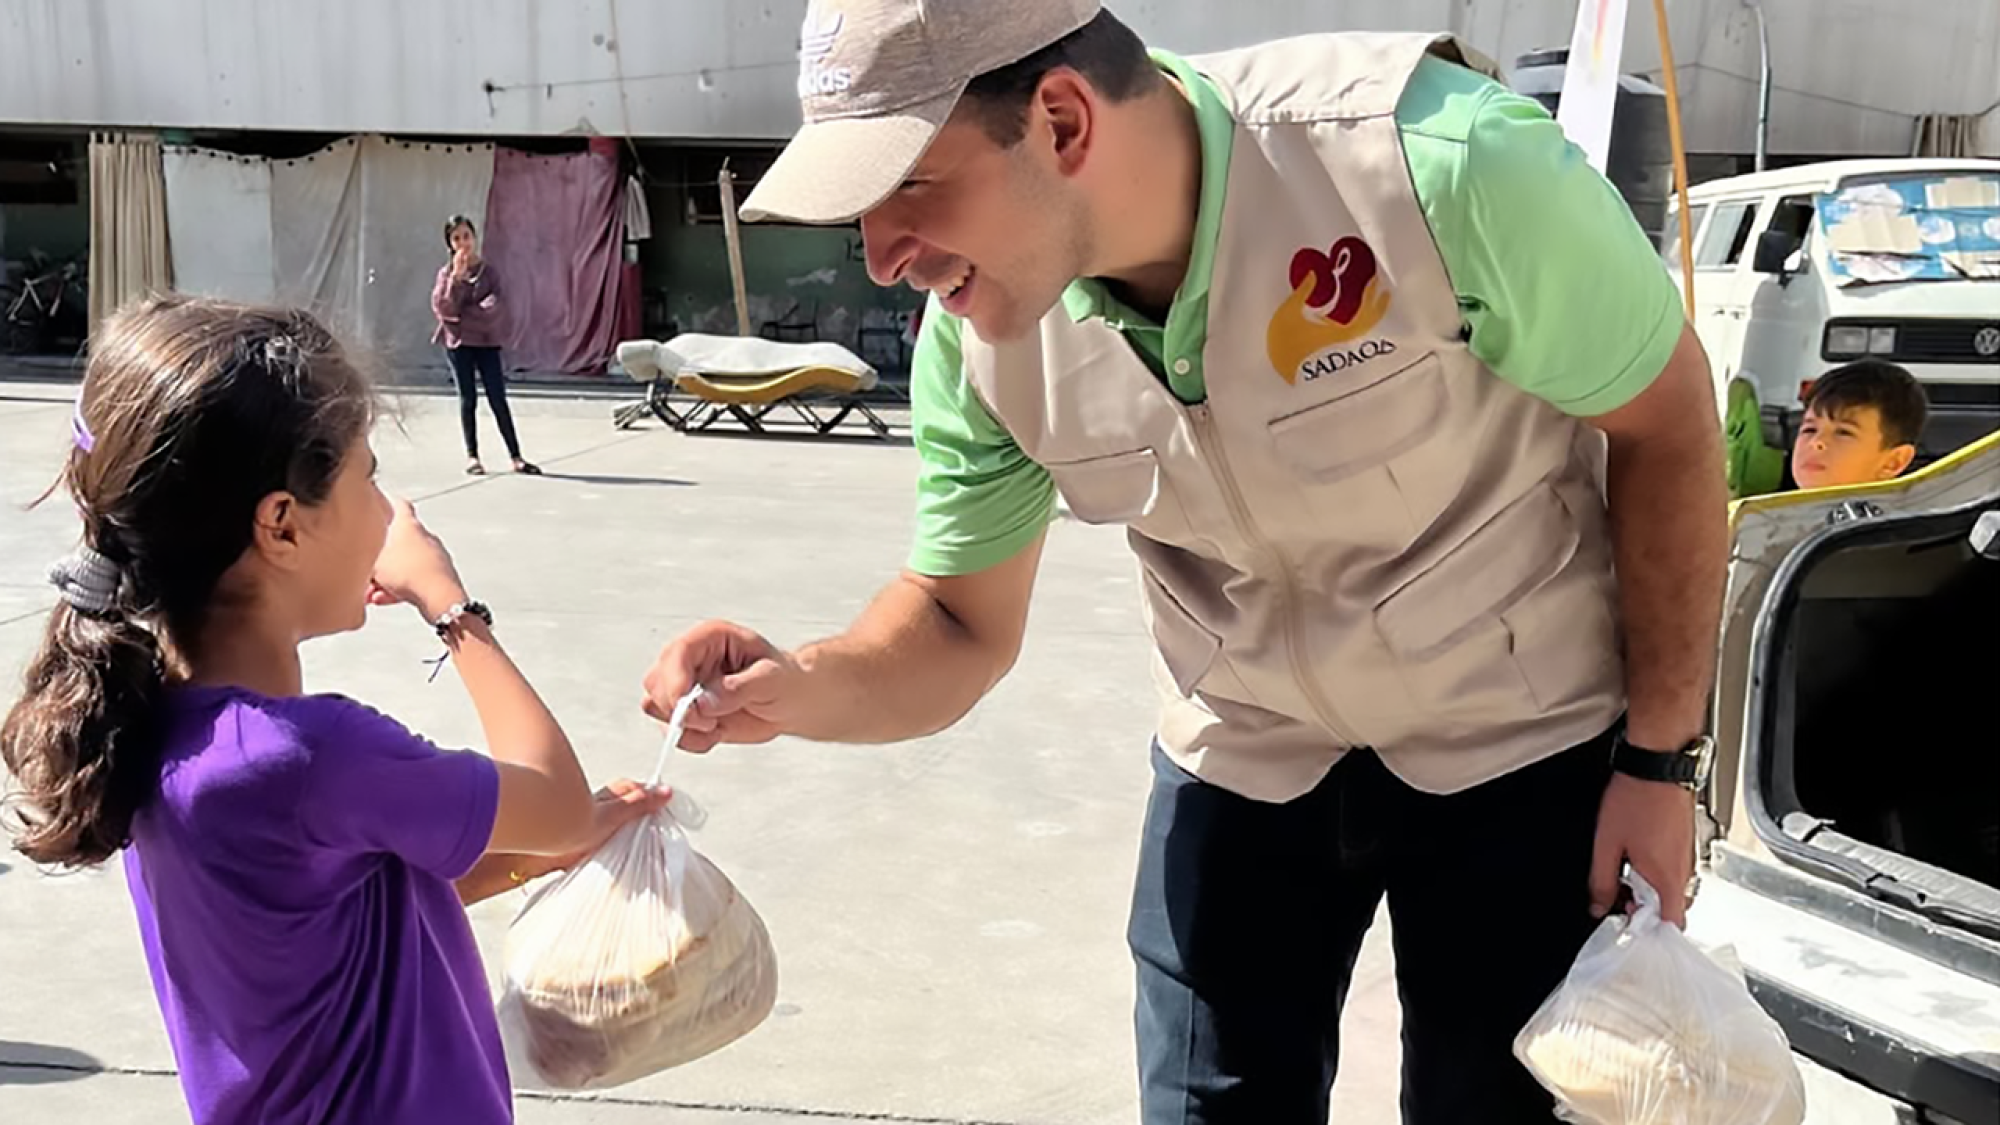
1911 114 1979 159
155 132 641 375
267 136 497 365
353 136 497 367
88 132 173 330
163 145 278 304
269 137 366 342
482 144 629 375
159 136 496 364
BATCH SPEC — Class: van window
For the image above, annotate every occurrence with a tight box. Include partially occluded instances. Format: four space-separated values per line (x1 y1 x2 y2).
1761 195 1815 270
1819 172 2000 286
1697 200 1759 269
1661 203 1710 263
1768 195 1814 242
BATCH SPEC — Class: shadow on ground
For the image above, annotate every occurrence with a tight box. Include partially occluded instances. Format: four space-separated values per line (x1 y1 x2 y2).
540 472 697 489
0 1041 104 1085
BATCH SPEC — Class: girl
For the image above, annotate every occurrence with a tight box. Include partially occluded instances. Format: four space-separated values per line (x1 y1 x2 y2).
432 214 541 476
2 296 660 1123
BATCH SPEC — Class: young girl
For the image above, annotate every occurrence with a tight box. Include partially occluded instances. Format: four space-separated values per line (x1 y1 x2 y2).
1 296 662 1123
432 214 540 477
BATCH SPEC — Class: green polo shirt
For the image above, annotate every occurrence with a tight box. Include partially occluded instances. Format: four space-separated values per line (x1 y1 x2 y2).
907 50 1687 577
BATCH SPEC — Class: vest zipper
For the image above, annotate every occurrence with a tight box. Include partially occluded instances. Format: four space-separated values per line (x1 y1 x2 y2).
1185 403 1363 749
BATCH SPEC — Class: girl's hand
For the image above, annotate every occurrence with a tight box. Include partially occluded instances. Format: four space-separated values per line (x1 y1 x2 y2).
369 498 467 620
451 246 477 279
524 779 673 878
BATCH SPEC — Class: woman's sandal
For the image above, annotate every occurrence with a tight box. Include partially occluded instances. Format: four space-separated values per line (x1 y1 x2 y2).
513 460 544 476
466 459 487 476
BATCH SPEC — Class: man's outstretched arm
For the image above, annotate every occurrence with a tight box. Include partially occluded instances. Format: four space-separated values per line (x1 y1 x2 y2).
643 532 1046 749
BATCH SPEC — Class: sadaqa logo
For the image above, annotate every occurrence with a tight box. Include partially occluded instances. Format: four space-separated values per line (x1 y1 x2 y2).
1265 236 1395 384
797 6 854 98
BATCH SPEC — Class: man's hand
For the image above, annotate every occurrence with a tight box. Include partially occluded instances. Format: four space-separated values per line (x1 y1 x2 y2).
1589 774 1697 927
642 620 805 752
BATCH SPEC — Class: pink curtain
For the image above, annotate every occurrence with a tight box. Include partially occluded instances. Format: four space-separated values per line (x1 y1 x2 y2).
482 144 629 376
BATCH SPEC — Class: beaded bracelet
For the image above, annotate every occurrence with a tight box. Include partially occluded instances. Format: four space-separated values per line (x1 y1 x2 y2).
432 600 494 639
424 600 494 682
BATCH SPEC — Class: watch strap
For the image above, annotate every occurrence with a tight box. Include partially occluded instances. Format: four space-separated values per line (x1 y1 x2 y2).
1612 732 1705 787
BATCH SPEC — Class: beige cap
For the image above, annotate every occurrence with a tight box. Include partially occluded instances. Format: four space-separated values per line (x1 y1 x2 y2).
740 0 1103 225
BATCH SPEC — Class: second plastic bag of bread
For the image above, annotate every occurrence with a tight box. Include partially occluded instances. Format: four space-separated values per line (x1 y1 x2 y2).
497 693 777 1090
1513 872 1804 1125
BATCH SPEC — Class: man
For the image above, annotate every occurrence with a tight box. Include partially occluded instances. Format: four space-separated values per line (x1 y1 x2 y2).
643 2 1729 1121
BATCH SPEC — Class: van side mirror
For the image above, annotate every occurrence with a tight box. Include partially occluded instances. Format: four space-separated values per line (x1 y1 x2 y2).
1753 229 1801 276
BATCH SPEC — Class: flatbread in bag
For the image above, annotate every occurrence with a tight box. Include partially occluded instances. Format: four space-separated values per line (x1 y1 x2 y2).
498 811 777 1089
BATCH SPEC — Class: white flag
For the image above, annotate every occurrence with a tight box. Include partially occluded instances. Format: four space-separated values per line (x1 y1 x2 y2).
1556 0 1630 173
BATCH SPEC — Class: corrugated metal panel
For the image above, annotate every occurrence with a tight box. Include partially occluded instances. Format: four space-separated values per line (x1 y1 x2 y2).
1 0 1995 155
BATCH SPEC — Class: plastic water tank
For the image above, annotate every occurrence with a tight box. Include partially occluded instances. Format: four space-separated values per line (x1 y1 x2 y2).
1511 48 1673 248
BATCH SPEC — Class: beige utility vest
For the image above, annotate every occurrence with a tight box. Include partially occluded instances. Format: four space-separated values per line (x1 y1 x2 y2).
963 33 1627 801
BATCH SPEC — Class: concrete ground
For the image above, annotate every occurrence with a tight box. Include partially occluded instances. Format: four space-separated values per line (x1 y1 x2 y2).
0 381 1402 1124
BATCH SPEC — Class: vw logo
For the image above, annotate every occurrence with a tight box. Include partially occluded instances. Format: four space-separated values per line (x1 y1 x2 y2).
1976 326 2000 358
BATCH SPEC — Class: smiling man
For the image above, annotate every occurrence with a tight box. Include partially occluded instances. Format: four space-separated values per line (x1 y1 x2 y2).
643 2 1730 1121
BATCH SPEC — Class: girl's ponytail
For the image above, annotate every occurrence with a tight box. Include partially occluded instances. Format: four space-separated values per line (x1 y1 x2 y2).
2 597 165 867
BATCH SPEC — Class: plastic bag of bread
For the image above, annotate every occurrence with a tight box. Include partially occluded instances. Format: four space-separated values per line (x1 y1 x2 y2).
497 690 777 1090
1514 873 1805 1125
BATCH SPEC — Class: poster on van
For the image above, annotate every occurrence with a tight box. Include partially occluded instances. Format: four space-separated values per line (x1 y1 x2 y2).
1818 173 2000 286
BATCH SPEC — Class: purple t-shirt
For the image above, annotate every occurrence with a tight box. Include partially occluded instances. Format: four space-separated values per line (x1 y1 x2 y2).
123 686 508 1124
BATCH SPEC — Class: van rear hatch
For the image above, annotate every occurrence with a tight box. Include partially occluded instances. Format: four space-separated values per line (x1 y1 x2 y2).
1696 435 2000 1120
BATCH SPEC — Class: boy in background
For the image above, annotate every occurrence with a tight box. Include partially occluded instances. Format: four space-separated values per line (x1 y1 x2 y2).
1790 360 1929 491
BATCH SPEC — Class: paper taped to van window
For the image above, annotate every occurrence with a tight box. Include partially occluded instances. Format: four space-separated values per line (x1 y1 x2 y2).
1825 210 1921 255
1819 173 2000 286
1927 176 2000 209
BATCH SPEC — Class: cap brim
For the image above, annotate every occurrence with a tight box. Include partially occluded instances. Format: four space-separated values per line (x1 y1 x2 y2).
740 87 963 225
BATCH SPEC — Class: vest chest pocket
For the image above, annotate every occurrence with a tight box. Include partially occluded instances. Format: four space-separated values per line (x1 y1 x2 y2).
1267 353 1446 486
1044 448 1171 526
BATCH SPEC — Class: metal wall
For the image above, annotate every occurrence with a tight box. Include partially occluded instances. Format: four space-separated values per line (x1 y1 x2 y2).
0 0 803 139
2 0 1995 156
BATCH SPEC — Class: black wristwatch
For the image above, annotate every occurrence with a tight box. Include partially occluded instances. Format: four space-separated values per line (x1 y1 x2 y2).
1612 730 1715 792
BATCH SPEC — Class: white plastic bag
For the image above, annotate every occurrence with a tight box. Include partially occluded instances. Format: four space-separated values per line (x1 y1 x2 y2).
1514 874 1806 1125
496 690 778 1090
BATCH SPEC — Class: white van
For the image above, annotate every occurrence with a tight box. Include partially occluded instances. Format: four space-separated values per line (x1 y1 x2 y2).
1664 159 2000 495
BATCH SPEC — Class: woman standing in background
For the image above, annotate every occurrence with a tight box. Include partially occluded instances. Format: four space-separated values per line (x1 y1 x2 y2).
431 215 540 476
